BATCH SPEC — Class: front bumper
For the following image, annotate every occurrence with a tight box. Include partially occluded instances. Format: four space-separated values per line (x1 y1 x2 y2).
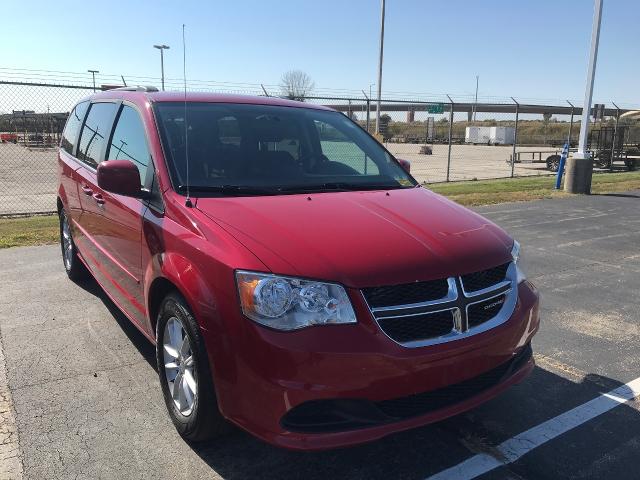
216 281 540 451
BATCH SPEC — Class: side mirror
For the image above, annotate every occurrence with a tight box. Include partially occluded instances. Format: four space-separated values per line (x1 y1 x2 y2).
397 158 411 173
97 160 145 198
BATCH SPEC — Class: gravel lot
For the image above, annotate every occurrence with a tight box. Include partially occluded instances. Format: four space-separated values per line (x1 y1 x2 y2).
0 143 59 215
385 142 557 183
1 192 639 479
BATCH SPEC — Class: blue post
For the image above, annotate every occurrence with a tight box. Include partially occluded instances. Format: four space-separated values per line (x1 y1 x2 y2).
555 143 569 189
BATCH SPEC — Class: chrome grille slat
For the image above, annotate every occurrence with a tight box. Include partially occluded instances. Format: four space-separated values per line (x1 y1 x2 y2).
362 278 449 309
363 262 518 348
371 278 458 314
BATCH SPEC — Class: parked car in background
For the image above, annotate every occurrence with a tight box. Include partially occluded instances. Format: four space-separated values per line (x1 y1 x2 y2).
57 87 540 450
0 133 18 143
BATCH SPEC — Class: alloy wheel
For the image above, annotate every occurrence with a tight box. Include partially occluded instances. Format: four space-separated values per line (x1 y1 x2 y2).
163 317 197 416
61 213 73 270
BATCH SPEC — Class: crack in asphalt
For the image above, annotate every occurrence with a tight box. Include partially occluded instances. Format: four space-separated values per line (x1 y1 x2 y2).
7 359 151 392
0 325 24 479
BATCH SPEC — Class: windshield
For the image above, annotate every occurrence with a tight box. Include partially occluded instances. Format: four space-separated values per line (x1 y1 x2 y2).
153 102 416 195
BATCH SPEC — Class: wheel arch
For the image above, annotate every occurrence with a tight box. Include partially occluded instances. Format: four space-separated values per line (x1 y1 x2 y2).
145 252 223 339
145 260 236 418
147 276 181 336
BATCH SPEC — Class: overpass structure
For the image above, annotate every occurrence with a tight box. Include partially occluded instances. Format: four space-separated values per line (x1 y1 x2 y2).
318 99 633 118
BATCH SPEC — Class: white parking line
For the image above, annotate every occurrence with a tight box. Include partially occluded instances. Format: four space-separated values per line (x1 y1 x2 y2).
426 376 640 480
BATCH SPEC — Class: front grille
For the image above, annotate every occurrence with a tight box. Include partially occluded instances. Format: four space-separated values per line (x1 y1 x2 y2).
364 262 514 347
377 311 455 343
376 343 533 419
461 263 510 293
468 294 507 328
362 279 449 308
281 343 533 433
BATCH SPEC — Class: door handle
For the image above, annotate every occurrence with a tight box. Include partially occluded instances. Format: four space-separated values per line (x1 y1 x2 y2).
93 193 105 205
82 185 93 196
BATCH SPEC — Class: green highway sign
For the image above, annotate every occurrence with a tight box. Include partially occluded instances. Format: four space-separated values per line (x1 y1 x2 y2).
426 103 444 114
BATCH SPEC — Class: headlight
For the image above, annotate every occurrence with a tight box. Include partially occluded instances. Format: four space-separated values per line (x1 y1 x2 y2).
236 271 357 331
511 240 527 283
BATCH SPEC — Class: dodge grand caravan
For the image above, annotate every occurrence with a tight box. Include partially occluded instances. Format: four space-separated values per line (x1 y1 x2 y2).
57 87 540 450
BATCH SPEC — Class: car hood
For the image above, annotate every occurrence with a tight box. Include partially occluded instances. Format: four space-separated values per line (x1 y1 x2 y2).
195 187 513 288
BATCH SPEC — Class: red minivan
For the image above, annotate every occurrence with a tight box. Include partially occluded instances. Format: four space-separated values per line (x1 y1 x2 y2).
57 87 539 450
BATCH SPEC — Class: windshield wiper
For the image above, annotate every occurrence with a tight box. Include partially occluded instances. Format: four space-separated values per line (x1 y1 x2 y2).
177 185 276 196
277 182 409 193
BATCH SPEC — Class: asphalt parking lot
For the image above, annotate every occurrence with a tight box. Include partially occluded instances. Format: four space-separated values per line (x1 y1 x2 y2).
1 191 639 479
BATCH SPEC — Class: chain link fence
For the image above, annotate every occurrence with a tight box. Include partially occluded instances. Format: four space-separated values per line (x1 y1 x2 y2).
1 80 639 216
0 81 95 215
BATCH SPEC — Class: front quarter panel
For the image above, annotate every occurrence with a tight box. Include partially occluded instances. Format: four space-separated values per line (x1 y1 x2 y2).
141 195 269 416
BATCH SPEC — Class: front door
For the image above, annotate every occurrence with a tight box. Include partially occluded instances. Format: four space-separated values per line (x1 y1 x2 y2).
74 101 148 330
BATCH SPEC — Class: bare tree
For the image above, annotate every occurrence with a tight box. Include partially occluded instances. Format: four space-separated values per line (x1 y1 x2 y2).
280 70 315 101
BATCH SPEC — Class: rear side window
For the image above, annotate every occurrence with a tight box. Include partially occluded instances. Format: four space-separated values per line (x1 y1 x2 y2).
107 105 151 182
60 101 89 155
77 102 118 168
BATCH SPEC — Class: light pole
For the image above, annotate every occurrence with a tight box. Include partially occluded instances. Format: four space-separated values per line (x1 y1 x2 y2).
87 70 99 92
375 0 385 135
153 44 170 91
565 0 603 194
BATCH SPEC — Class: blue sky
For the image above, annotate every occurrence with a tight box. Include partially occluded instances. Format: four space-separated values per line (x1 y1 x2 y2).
1 0 638 105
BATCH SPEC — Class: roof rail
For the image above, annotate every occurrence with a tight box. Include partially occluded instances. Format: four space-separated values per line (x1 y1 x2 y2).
108 85 159 92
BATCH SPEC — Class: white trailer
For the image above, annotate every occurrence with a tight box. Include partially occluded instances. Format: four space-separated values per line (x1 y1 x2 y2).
490 126 515 145
465 126 515 145
465 126 491 144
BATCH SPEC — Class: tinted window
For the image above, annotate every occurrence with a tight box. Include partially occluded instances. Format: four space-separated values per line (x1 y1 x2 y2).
107 105 151 181
315 119 379 175
154 102 415 195
77 102 118 168
218 116 241 146
60 101 89 155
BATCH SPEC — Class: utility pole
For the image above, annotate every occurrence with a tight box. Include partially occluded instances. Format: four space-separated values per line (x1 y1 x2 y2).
153 44 170 91
565 0 603 194
87 70 99 92
375 0 385 135
473 75 479 122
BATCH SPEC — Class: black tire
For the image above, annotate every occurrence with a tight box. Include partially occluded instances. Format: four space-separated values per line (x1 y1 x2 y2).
546 155 560 172
156 292 229 442
625 159 637 171
59 209 87 281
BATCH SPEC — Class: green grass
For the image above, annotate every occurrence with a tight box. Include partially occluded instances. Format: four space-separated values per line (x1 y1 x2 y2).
428 171 640 206
0 214 59 249
1 171 639 248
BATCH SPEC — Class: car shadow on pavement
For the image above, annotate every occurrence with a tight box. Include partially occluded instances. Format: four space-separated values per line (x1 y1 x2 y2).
72 274 157 370
188 366 640 480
